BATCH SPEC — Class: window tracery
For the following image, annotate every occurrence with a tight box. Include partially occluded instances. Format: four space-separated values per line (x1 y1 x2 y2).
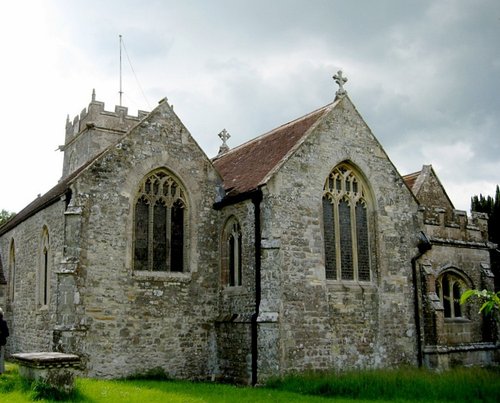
133 169 187 272
323 164 371 281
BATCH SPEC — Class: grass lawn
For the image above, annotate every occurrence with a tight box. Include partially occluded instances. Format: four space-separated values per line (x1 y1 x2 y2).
1 362 499 402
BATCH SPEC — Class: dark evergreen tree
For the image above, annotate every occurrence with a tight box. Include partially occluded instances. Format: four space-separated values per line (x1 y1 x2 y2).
472 185 500 291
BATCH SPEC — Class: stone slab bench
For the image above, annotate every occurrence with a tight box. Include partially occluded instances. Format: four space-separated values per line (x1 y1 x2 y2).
11 352 81 393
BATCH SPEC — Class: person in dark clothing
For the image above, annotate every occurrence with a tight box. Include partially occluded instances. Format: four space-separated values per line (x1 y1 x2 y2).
0 307 9 374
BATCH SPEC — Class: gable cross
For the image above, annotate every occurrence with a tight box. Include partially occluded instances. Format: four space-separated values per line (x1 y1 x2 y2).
333 70 348 98
218 128 231 155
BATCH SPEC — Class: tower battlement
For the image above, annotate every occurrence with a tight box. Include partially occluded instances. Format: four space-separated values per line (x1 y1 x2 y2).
61 90 149 179
422 206 490 245
64 90 149 146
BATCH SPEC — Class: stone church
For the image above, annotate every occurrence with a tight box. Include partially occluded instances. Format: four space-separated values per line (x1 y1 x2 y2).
0 74 497 383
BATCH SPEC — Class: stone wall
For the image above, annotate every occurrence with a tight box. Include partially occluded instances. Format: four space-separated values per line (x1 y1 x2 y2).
62 99 225 379
419 209 496 367
215 200 256 384
413 166 454 221
258 97 420 378
0 199 66 355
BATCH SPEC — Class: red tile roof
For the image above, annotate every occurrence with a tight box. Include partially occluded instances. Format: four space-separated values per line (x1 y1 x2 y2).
402 170 421 192
213 103 332 197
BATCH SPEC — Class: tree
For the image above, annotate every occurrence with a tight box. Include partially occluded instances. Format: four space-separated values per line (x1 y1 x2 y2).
471 185 500 291
460 289 500 317
471 184 500 246
0 209 16 227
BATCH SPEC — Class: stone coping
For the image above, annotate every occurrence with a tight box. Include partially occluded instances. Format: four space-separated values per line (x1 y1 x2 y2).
11 352 81 368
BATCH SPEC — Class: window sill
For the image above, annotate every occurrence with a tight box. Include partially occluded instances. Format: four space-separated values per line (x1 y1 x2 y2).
444 317 470 323
37 305 49 313
133 270 191 283
221 285 245 294
326 280 375 290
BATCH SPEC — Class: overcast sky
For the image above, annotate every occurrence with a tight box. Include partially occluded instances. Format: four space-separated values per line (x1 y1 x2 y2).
0 0 499 213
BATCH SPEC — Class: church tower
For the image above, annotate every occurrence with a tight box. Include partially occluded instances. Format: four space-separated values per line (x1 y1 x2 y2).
60 90 149 179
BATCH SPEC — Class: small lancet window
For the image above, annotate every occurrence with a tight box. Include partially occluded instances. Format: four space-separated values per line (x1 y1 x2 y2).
322 163 371 281
133 169 187 272
9 239 16 302
221 217 243 287
39 227 50 306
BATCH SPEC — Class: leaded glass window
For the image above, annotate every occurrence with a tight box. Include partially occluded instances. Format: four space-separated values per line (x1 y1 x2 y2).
323 164 371 281
133 170 187 272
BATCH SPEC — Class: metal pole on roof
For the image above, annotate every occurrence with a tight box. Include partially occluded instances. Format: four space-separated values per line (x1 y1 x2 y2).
119 34 123 106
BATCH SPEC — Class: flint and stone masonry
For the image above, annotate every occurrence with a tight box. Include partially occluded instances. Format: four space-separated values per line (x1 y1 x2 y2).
0 77 498 383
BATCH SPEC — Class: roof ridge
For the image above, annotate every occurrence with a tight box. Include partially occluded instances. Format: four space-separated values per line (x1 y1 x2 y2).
213 102 333 161
213 100 339 198
402 170 421 178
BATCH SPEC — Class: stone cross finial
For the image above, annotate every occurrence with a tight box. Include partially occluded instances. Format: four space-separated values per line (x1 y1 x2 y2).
333 70 348 97
218 129 231 155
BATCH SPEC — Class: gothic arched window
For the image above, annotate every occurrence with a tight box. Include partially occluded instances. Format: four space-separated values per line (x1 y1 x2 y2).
436 271 467 319
322 163 371 281
9 239 15 302
221 217 242 287
133 169 187 272
39 226 50 307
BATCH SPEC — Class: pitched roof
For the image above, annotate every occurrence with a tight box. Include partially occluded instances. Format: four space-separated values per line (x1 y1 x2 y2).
213 102 334 197
402 170 421 192
0 150 107 237
402 165 455 210
0 101 169 236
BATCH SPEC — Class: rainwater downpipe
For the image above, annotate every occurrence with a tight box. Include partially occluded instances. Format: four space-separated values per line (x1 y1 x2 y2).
251 189 262 386
411 231 432 367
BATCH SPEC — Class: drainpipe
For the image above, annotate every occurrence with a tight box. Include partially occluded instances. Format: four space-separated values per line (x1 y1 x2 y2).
213 188 263 385
411 231 432 367
251 189 262 386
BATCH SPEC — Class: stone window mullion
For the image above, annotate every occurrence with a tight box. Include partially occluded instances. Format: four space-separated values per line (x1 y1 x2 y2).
133 169 187 273
437 272 467 319
323 163 371 282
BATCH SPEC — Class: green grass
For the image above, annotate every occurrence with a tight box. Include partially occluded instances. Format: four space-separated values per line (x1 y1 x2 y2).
266 367 500 402
1 362 499 402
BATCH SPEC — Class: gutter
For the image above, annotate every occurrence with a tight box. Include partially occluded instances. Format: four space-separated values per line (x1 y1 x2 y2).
411 231 432 367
